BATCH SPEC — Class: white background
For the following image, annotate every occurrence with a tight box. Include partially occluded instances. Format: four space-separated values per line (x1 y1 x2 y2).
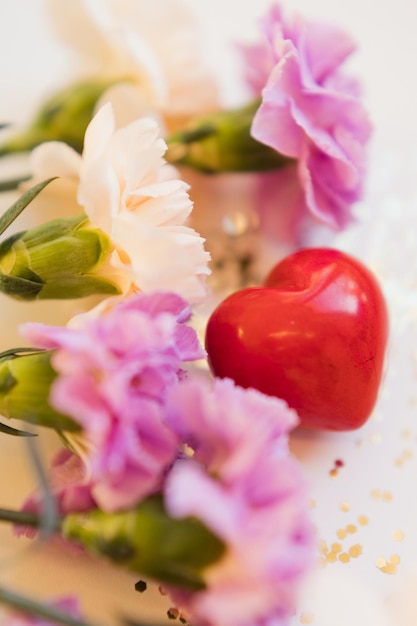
0 2 417 626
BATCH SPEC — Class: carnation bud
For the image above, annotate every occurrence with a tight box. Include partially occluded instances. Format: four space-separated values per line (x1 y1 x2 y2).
166 100 292 173
0 350 78 431
0 214 124 300
63 494 225 591
0 79 117 156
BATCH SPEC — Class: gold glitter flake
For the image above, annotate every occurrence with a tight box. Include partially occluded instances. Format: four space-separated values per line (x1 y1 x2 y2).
346 524 357 534
326 552 337 563
376 555 401 575
371 489 381 499
331 542 342 554
339 501 350 512
300 612 315 624
382 491 393 502
337 528 347 540
393 530 405 542
338 552 351 564
349 544 363 558
318 539 328 555
358 515 369 526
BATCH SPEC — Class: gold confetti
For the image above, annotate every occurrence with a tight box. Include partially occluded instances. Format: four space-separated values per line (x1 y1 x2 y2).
383 491 393 502
340 501 350 512
376 555 400 575
349 544 363 558
318 540 328 555
331 542 342 554
393 530 405 542
300 612 315 624
337 528 347 540
339 552 350 564
371 489 381 499
358 515 369 526
346 524 357 534
326 552 337 563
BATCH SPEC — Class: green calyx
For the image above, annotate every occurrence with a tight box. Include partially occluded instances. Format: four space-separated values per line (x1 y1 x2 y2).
0 214 122 300
0 350 78 432
166 99 293 173
63 494 226 591
0 79 120 157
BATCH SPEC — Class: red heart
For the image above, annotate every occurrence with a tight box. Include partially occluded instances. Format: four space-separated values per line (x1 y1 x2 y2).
205 248 388 431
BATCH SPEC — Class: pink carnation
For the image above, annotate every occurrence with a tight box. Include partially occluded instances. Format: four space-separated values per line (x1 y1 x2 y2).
241 4 372 239
4 596 81 626
163 378 314 626
21 291 205 512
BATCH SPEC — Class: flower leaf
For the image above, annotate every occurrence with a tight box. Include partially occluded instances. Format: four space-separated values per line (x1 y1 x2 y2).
0 174 31 192
0 420 37 437
0 177 57 237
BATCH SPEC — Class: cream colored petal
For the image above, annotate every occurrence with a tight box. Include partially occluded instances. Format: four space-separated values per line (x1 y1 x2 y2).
112 212 210 303
30 141 81 181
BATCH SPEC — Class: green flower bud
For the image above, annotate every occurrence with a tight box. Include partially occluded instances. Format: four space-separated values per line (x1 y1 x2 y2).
63 494 225 591
0 79 120 156
0 214 123 300
0 350 78 432
166 100 292 173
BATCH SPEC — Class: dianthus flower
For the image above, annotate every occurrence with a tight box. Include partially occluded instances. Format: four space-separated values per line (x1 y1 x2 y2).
21 291 204 512
28 104 211 302
45 0 218 127
163 377 314 626
241 4 372 239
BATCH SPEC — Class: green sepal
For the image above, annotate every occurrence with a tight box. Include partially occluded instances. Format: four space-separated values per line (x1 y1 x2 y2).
0 79 121 156
0 351 79 432
166 99 292 173
63 494 225 591
0 214 123 300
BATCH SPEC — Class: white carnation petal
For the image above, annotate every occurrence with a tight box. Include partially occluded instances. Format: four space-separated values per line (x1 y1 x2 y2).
30 142 81 180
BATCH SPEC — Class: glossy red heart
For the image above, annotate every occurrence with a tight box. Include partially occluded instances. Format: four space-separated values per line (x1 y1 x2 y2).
205 248 388 431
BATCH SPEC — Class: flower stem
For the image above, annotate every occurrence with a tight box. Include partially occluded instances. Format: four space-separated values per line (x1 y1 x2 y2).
0 585 104 626
0 507 59 529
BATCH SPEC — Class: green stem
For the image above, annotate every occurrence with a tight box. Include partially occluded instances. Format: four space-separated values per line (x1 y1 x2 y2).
0 585 105 626
0 507 59 530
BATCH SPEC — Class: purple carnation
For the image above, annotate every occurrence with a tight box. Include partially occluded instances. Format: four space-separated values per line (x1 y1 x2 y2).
241 4 372 239
21 291 205 512
163 377 314 626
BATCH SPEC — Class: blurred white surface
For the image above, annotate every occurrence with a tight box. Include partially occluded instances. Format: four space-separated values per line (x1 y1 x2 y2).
0 1 417 625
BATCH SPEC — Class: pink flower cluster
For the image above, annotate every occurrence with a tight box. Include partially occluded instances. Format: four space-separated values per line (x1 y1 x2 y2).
164 377 314 626
18 291 313 626
241 4 372 240
21 291 204 512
